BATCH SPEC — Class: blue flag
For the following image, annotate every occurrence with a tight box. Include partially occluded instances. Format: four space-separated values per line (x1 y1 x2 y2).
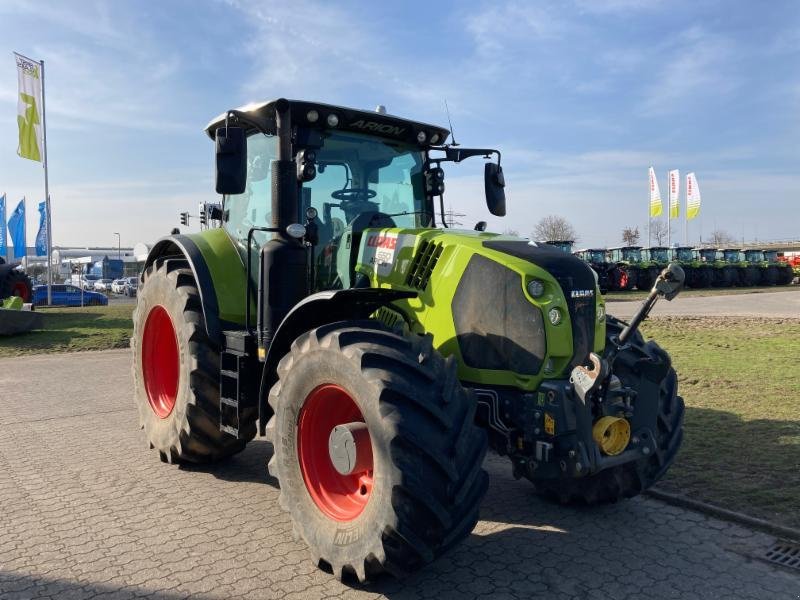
35 201 47 257
0 194 6 257
8 198 26 259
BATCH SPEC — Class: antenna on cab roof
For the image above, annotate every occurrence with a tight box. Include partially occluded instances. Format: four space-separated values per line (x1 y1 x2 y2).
444 99 459 146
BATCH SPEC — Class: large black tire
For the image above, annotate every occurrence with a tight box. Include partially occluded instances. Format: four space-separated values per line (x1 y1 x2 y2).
531 315 684 505
635 266 659 291
777 265 794 285
265 321 489 581
132 260 255 463
0 269 33 302
760 265 778 286
742 265 760 287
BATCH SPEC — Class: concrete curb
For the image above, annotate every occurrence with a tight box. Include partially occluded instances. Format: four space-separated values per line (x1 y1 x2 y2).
646 488 800 542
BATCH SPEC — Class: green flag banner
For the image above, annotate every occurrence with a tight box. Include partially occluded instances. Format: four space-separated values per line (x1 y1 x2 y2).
14 52 43 162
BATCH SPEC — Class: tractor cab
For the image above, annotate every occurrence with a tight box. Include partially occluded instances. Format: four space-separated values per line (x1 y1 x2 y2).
744 249 765 263
672 247 694 262
721 248 743 263
544 240 575 254
697 248 719 263
646 247 669 264
608 246 642 263
206 99 505 296
576 248 609 265
764 250 780 264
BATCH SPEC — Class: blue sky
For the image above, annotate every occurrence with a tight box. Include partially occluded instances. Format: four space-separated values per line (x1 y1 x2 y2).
0 0 798 248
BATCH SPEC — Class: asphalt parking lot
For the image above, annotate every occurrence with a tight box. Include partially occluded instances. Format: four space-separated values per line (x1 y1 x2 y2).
606 288 800 318
1 349 798 599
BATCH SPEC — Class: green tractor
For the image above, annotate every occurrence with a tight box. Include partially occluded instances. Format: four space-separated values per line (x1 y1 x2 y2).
739 249 766 286
0 257 33 303
670 246 712 288
764 250 795 285
638 247 669 290
696 248 736 287
720 248 750 287
573 248 615 293
606 246 640 291
132 99 685 582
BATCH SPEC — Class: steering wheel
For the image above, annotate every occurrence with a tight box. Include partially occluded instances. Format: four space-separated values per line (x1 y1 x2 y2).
331 188 377 202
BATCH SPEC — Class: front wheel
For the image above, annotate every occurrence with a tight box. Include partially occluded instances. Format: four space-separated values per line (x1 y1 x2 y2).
530 315 684 504
265 321 489 581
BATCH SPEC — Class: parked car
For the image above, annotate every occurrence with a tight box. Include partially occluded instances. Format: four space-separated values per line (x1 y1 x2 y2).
32 284 108 307
80 275 101 290
94 279 113 292
110 279 127 294
124 277 138 298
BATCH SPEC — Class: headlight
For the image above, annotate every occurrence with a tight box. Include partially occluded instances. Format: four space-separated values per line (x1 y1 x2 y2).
417 131 427 143
548 307 562 325
306 110 319 123
526 279 545 298
326 114 339 127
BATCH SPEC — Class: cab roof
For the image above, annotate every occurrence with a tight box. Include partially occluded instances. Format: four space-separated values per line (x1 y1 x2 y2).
205 98 450 147
607 245 642 250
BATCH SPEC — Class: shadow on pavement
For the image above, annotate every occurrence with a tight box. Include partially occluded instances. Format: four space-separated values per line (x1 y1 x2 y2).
179 439 280 488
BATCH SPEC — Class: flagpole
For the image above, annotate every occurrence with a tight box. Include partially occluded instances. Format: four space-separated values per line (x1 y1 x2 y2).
40 59 52 306
666 171 670 249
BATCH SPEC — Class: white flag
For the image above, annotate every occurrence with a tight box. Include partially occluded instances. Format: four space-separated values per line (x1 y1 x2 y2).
686 172 701 220
14 52 43 162
669 169 680 218
649 167 662 217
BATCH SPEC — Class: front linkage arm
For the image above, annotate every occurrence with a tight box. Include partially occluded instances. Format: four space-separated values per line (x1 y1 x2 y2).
566 263 685 474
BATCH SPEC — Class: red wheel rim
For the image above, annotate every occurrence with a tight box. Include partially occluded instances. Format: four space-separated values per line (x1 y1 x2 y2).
141 305 179 419
297 384 374 521
11 281 29 302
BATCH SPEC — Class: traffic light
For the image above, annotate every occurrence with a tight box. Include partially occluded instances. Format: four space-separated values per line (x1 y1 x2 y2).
199 203 207 227
180 212 189 226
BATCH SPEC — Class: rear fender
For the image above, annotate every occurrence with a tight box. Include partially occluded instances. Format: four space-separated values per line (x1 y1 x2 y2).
142 229 249 344
257 288 416 434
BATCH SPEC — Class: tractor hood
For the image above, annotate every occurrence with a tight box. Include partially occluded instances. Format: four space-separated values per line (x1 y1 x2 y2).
354 228 605 389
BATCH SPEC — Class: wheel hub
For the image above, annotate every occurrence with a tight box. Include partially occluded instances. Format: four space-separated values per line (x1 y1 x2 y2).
297 384 374 521
141 305 179 419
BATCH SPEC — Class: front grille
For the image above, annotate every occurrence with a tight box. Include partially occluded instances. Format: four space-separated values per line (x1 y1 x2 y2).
483 241 597 368
452 255 546 375
406 240 443 290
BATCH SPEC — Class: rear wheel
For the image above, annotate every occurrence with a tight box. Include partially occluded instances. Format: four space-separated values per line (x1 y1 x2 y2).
0 270 33 302
635 266 658 291
530 315 684 505
132 260 255 463
266 321 489 581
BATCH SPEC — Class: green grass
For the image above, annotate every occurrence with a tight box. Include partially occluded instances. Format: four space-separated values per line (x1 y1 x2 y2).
641 316 800 529
0 304 135 357
605 284 799 302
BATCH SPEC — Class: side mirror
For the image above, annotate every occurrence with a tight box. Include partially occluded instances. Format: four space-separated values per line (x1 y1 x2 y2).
484 163 506 216
474 221 487 232
215 127 247 195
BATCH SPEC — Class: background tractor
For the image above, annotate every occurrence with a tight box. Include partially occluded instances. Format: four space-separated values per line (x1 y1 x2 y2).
637 247 667 291
696 248 736 287
0 257 33 303
720 248 752 287
764 250 794 285
573 248 616 293
670 246 712 288
132 99 684 582
606 246 640 291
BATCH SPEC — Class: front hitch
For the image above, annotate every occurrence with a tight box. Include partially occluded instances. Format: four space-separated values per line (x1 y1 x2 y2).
566 263 685 472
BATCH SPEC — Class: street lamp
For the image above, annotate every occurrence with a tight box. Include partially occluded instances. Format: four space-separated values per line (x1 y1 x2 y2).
113 232 120 260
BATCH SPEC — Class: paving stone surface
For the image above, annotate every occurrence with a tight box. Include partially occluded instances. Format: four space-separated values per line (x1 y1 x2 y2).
0 349 798 599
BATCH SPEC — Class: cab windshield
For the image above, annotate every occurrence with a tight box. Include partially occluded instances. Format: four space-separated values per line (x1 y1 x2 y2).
674 248 693 261
746 251 764 262
649 248 668 262
723 250 741 262
303 130 429 232
587 250 606 263
621 248 642 262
